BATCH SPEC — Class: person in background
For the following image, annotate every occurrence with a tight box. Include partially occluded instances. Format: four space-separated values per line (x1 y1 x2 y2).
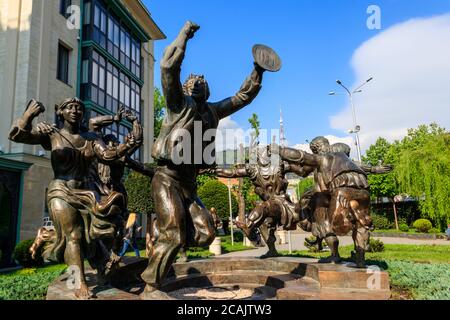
119 213 142 258
446 224 450 240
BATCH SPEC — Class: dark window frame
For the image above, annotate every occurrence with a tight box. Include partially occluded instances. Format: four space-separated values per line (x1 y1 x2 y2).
57 42 71 84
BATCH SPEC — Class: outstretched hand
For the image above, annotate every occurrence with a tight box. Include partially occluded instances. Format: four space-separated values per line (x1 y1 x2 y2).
183 21 200 39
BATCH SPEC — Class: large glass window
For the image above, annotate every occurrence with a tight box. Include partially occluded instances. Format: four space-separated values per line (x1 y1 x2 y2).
84 1 143 78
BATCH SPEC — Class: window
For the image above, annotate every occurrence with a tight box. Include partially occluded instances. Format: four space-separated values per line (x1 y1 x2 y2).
59 0 72 17
57 43 70 84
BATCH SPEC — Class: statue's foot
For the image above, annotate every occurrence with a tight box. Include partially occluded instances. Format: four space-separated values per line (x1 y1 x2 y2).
74 283 93 300
320 255 342 264
259 251 280 259
350 251 366 268
140 285 175 300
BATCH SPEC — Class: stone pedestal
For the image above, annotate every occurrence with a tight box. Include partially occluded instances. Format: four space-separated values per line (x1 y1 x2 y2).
46 256 391 300
209 237 222 256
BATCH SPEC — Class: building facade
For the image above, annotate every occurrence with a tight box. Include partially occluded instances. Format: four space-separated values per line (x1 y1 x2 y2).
0 0 164 266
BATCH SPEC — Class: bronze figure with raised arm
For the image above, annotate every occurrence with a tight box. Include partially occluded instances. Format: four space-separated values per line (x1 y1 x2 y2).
9 98 138 299
211 145 298 258
141 21 279 298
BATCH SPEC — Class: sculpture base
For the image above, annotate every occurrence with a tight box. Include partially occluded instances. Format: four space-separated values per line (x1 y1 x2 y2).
46 257 390 300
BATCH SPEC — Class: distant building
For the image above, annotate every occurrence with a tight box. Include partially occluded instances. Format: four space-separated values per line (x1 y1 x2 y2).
0 0 165 266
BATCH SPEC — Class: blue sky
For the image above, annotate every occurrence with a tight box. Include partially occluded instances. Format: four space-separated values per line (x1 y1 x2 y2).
144 0 450 152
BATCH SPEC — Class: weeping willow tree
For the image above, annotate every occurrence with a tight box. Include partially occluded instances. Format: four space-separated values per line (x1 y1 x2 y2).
390 124 450 230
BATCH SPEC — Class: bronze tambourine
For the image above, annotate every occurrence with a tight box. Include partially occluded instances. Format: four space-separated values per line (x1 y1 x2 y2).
252 44 282 72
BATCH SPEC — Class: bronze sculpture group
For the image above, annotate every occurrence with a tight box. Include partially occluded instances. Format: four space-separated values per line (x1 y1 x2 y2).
8 20 390 299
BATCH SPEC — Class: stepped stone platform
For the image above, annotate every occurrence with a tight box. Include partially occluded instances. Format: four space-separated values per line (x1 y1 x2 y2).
46 256 391 300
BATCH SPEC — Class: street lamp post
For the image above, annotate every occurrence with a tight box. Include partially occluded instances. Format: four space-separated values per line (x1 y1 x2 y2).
329 77 373 163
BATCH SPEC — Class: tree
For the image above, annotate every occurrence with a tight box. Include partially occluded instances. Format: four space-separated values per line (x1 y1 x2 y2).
154 87 166 138
248 113 260 141
242 177 260 213
197 180 238 220
196 171 217 188
390 124 450 231
363 137 399 229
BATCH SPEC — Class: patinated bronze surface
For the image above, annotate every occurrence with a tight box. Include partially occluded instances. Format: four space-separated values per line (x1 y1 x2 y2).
141 21 278 298
212 146 297 258
272 137 391 267
9 98 141 299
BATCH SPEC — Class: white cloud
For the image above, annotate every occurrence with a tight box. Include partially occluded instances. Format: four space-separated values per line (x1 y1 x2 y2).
215 116 246 152
330 13 450 152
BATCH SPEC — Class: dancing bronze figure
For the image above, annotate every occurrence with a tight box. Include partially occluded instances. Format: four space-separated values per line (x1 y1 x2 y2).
141 21 279 298
9 98 138 298
270 137 374 267
212 146 298 258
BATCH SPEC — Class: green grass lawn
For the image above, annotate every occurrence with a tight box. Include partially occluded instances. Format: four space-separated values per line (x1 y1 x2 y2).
2 241 448 300
372 228 444 235
281 244 450 300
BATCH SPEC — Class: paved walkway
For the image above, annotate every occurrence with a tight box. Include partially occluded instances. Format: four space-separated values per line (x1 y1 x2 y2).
223 231 450 258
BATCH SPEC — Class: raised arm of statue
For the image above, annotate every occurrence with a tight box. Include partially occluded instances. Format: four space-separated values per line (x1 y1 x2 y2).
215 167 249 178
89 106 125 132
211 64 265 119
284 162 314 178
161 21 200 111
93 135 136 162
276 146 320 168
8 100 52 150
126 158 155 178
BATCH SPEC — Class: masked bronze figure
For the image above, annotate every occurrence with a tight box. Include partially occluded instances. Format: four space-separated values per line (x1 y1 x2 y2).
212 145 298 258
141 21 278 298
9 98 139 299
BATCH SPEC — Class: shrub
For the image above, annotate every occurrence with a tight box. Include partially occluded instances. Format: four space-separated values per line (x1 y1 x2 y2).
428 228 440 234
13 239 42 268
232 230 244 242
399 223 409 232
413 219 433 233
367 238 385 253
371 215 394 230
124 164 155 215
197 180 238 220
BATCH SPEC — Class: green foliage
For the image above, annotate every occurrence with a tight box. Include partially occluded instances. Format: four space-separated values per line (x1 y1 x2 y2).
428 228 440 234
196 172 217 188
363 138 398 199
248 113 260 140
242 177 259 213
124 163 155 215
367 238 385 253
399 223 409 232
390 124 450 230
387 261 450 300
197 180 238 219
297 177 314 199
0 264 66 300
371 214 394 230
153 87 166 138
413 219 433 233
13 239 42 268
